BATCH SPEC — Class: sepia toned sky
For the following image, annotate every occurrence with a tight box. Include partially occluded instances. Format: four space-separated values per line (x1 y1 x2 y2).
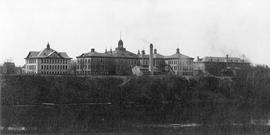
1 0 270 66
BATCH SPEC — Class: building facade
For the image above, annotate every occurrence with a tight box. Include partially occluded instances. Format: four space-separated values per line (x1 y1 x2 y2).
193 55 250 76
2 62 16 74
76 39 140 75
112 39 140 75
25 43 72 74
153 49 166 73
165 48 194 76
137 48 166 74
76 49 115 75
76 39 194 76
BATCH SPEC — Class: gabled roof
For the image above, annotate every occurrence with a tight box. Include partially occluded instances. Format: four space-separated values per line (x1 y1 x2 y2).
138 53 164 59
59 52 71 59
26 51 39 58
153 53 164 59
138 54 149 58
77 51 113 58
165 53 193 59
112 49 139 58
25 43 71 59
37 47 56 57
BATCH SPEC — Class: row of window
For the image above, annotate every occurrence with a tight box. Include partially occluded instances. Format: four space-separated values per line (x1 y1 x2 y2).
78 58 139 65
167 60 193 65
28 65 36 70
117 59 138 65
141 60 148 65
41 65 68 70
78 58 185 67
206 58 244 63
140 59 165 66
27 59 36 64
78 58 112 63
41 59 68 64
77 65 106 70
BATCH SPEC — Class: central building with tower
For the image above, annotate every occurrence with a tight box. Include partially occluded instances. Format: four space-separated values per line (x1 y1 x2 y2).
76 38 194 76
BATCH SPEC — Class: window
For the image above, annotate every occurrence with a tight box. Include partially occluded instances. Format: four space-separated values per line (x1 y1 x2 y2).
29 65 36 70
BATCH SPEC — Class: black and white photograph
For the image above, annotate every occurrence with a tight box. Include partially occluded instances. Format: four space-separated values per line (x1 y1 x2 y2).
1 0 270 134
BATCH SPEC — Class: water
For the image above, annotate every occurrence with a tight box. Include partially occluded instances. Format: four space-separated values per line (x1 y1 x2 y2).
1 103 270 134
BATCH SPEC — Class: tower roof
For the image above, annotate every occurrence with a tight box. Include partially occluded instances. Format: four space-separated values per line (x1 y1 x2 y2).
118 39 123 47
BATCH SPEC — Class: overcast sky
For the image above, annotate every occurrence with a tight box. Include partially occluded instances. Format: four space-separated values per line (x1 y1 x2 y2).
1 0 270 66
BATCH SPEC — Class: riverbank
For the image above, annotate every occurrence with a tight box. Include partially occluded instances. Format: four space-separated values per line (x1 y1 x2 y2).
1 71 270 133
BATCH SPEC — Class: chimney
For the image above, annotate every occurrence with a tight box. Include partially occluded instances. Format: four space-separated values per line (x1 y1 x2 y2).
91 48 95 52
110 48 112 53
142 50 145 55
226 54 229 62
105 49 107 53
154 49 157 54
137 50 140 55
176 48 180 54
149 43 154 75
226 54 229 67
197 56 200 61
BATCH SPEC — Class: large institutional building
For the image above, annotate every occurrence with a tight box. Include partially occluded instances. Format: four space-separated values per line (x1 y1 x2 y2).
165 48 194 76
24 43 72 74
23 39 249 76
76 39 140 75
193 55 250 76
76 38 194 76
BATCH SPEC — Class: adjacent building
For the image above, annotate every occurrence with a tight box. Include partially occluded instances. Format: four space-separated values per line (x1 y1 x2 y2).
165 48 194 76
0 62 16 74
76 49 115 75
153 48 166 73
24 43 72 74
193 55 250 76
76 39 140 75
